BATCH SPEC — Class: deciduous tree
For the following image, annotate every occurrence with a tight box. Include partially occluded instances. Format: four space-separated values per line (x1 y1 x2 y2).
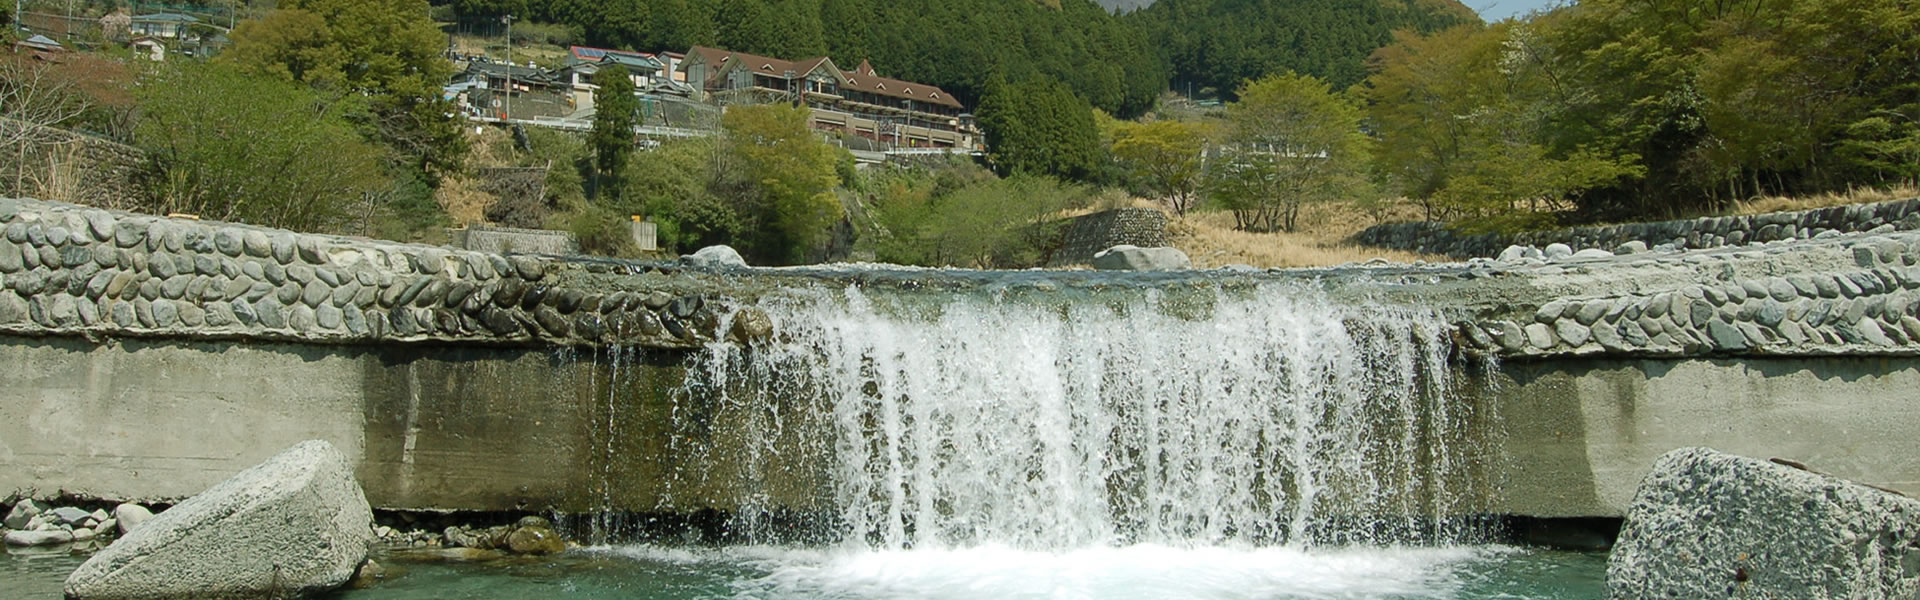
721 103 844 263
136 62 388 231
1208 73 1370 232
1110 119 1210 215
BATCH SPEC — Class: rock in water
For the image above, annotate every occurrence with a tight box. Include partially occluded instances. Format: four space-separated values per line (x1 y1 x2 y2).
1607 447 1920 599
112 503 152 536
65 440 374 600
1091 245 1191 272
4 499 47 529
4 529 74 547
506 525 566 555
682 245 747 269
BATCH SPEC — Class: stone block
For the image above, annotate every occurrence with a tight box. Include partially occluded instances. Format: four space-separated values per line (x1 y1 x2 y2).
1607 448 1920 599
64 441 373 600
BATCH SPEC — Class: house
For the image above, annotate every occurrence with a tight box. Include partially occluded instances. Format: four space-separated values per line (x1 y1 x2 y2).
130 13 197 39
13 35 65 54
450 61 575 119
560 46 701 115
680 46 978 149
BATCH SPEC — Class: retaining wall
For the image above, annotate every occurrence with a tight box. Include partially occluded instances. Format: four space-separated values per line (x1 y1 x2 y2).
0 197 740 352
1047 208 1170 266
1356 197 1920 259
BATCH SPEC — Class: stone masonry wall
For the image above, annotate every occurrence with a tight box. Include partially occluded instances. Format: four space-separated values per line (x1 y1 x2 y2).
8 194 1920 362
1047 208 1170 267
0 197 749 351
1448 231 1920 359
1 120 149 212
1356 197 1920 259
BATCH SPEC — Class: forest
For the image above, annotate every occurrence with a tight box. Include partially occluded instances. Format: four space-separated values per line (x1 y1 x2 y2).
1358 0 1920 227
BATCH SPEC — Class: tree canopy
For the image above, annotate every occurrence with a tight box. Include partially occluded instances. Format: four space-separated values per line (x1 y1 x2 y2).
226 0 463 174
136 62 388 231
978 77 1102 181
1357 0 1920 226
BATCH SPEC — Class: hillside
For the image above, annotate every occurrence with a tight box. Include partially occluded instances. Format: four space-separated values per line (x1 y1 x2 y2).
1127 0 1480 95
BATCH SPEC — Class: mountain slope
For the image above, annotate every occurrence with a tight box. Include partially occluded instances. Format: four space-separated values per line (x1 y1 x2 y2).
1128 0 1480 94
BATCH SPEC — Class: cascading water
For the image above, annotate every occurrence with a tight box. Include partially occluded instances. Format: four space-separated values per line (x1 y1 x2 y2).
676 279 1492 553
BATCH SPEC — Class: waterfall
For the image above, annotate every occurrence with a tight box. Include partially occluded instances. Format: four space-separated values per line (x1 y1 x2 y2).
679 280 1490 552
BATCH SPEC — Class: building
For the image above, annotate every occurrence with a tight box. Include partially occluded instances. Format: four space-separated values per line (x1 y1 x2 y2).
129 13 197 39
680 46 978 150
13 34 65 54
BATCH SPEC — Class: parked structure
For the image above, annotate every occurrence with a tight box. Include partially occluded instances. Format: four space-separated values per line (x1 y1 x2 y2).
680 46 978 150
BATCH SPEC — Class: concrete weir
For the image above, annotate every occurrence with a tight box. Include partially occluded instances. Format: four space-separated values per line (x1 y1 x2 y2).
3 196 1919 520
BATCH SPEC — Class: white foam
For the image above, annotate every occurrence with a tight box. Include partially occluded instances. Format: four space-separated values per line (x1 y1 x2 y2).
722 544 1499 600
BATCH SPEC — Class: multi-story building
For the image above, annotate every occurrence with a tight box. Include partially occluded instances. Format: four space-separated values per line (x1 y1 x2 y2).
680 46 978 150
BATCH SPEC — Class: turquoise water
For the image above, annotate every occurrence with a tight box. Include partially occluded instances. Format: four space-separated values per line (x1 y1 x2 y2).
5 543 1606 599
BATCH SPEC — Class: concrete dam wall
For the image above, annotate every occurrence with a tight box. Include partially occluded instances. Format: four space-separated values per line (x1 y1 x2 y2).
3 196 1917 522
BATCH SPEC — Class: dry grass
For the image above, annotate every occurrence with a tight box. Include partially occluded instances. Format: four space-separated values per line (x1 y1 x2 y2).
1729 184 1920 216
434 127 514 227
1097 197 1435 269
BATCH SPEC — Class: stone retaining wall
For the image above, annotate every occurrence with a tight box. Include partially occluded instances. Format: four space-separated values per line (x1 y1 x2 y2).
1446 232 1920 359
0 197 738 351
448 226 578 255
1356 197 1920 259
1 120 149 212
1047 208 1170 267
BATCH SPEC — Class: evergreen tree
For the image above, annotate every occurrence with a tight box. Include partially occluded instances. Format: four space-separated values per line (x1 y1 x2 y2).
978 77 1101 181
589 65 640 197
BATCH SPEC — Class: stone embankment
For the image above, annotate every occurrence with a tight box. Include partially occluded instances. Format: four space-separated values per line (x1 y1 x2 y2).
1356 197 1920 259
0 197 758 351
1606 447 1920 599
1430 231 1920 360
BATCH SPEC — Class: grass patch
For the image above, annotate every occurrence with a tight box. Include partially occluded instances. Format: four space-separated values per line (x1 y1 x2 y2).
1727 184 1920 216
1157 198 1442 269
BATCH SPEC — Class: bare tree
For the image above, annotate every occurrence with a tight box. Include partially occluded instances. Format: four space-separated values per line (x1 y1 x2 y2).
0 57 89 199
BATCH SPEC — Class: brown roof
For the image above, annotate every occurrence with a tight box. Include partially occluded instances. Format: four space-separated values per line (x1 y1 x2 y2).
838 63 964 110
687 46 836 88
685 46 965 110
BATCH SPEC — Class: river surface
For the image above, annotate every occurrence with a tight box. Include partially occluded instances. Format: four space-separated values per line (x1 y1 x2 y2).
5 543 1606 599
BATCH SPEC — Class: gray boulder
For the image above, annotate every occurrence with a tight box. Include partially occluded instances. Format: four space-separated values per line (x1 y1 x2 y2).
682 245 747 269
1543 243 1574 260
112 503 153 536
1091 245 1191 272
1607 447 1920 599
49 506 92 526
4 529 74 547
4 498 47 529
65 440 374 600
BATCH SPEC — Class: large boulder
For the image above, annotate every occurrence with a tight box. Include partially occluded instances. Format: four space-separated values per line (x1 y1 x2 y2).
65 440 374 600
1091 245 1191 272
1607 447 1920 599
682 245 747 269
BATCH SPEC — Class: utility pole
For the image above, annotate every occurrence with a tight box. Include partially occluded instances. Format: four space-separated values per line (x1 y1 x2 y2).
502 13 514 121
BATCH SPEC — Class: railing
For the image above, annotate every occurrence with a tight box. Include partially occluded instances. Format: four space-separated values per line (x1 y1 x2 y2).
466 115 714 138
